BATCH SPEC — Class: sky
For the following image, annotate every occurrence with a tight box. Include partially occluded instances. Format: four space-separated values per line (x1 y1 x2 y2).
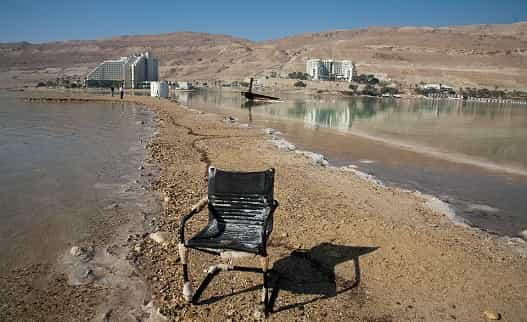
1 0 526 43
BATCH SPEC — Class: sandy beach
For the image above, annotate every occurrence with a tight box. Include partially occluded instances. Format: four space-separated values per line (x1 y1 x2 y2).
14 91 527 321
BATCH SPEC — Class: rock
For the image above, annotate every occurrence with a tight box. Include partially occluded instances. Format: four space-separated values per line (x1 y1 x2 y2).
272 138 296 151
70 246 84 257
69 246 94 260
520 229 527 240
149 232 170 244
483 310 501 320
224 116 238 123
296 150 329 166
104 203 119 210
134 244 142 253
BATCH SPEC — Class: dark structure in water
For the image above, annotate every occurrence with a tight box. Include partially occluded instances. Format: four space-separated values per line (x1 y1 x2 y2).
241 78 280 101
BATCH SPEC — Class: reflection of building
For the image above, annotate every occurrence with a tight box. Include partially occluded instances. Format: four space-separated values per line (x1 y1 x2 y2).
150 81 169 98
177 81 193 90
86 52 158 88
303 107 353 129
306 59 357 82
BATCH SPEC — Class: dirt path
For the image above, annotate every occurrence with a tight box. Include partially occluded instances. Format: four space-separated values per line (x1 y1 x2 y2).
20 92 527 321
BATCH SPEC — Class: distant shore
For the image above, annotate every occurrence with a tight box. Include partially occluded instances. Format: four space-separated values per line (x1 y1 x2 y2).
16 90 527 321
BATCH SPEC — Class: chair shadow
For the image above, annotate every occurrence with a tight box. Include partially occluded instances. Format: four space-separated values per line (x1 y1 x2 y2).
194 242 378 313
268 242 378 313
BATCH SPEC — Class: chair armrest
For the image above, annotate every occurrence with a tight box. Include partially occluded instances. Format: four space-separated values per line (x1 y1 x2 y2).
179 197 208 243
192 197 209 212
272 199 279 210
261 200 279 255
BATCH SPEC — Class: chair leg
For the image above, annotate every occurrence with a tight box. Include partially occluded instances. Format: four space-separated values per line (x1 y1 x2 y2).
260 256 269 310
179 243 193 302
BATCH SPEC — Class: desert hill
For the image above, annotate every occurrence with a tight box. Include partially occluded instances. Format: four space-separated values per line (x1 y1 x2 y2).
1 22 526 89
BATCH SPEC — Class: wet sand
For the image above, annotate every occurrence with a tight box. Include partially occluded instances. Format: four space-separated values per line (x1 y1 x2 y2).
0 95 161 321
16 91 527 321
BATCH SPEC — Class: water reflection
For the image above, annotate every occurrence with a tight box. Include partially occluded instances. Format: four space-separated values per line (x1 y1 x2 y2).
173 90 527 170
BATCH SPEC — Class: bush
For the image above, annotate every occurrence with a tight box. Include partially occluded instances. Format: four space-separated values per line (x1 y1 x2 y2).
356 74 379 85
381 86 399 95
294 81 307 87
288 72 310 80
361 84 379 96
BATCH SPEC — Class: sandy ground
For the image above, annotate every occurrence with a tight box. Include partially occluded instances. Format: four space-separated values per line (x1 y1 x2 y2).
14 91 527 321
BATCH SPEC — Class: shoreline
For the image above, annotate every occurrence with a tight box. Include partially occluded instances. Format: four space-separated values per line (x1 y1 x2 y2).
267 127 527 244
17 91 527 321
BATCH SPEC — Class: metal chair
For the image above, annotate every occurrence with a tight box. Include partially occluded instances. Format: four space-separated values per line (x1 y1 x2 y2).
178 166 279 312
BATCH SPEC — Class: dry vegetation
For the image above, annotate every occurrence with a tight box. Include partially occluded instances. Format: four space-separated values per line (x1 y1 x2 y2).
1 23 527 89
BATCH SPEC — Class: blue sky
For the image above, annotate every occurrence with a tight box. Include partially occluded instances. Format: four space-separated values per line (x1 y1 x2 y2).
1 0 526 43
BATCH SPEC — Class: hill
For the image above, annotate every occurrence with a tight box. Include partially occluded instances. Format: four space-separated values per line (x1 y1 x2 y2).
1 23 527 89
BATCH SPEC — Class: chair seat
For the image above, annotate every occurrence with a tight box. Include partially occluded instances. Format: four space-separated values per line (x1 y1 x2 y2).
186 221 266 254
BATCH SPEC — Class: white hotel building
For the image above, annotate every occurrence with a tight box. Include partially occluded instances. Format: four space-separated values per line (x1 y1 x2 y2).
86 52 158 88
306 59 357 82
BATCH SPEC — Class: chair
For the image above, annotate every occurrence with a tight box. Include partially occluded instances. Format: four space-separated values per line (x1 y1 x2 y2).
178 166 279 312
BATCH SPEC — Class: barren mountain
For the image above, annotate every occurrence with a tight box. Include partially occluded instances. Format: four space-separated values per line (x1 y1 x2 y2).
1 22 527 89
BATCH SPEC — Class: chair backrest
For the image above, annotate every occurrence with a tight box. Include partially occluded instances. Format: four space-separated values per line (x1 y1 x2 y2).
208 167 275 225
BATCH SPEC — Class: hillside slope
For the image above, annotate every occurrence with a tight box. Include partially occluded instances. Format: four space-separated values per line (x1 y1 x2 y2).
1 23 526 89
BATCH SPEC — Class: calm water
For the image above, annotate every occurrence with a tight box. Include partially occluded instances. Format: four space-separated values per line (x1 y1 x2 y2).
0 93 154 274
174 89 527 238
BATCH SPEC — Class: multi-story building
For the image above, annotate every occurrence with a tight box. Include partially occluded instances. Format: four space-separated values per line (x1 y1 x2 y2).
86 52 159 88
306 59 357 82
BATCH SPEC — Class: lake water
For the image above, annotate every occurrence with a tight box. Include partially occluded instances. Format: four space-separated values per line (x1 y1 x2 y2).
0 92 157 318
174 89 527 239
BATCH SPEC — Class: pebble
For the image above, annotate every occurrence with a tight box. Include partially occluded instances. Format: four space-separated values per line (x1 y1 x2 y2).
149 232 170 244
253 307 264 320
483 310 501 320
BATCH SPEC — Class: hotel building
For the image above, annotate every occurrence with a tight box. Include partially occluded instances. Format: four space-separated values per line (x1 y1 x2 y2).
86 52 158 88
306 59 357 82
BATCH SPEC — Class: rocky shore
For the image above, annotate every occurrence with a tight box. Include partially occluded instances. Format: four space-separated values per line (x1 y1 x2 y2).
16 92 527 321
